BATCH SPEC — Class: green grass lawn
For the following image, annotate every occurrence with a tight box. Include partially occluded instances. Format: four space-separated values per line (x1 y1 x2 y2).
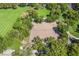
36 8 50 17
0 7 29 37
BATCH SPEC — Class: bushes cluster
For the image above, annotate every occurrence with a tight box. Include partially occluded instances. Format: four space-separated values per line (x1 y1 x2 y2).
32 36 79 56
32 37 67 56
30 3 70 23
0 3 18 9
0 3 27 9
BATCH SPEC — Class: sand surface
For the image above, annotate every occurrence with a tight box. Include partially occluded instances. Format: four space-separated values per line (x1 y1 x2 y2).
29 22 59 43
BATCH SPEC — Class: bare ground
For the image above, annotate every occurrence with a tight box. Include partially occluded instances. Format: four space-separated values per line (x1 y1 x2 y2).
29 22 59 43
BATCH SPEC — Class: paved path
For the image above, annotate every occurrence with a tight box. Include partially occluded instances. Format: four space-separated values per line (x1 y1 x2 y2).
67 31 79 40
67 31 79 44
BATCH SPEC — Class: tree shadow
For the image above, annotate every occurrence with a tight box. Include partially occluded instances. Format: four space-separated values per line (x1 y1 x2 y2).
52 27 61 39
69 37 79 43
52 27 60 35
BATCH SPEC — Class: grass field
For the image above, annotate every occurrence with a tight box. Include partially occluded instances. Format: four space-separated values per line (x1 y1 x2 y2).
36 8 50 17
0 7 28 37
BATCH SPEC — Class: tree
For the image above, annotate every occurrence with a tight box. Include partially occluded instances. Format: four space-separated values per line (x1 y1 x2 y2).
0 36 7 53
50 8 61 20
0 3 17 9
0 37 4 53
46 16 53 22
18 3 27 7
28 4 43 10
59 3 69 13
57 21 68 37
62 9 79 26
67 43 79 56
32 37 67 56
46 3 59 10
19 47 32 56
76 24 79 32
46 37 67 56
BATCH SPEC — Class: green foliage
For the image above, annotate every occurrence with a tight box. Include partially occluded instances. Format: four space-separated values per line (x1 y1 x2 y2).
29 8 50 23
67 43 79 56
4 29 20 51
76 24 79 32
46 16 53 22
1 3 79 56
46 3 59 10
2 12 32 54
32 37 67 56
28 4 43 10
59 4 69 13
18 3 27 7
19 47 32 56
12 49 20 56
0 37 6 53
62 9 79 25
50 8 61 20
46 37 67 56
57 21 68 37
0 6 32 53
0 3 18 9
32 36 79 56
32 36 44 50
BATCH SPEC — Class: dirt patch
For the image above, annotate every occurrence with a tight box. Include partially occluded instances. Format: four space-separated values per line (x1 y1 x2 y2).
29 22 59 43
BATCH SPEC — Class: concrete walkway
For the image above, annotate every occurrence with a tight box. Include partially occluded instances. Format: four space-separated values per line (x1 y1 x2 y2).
67 31 79 44
67 31 79 40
